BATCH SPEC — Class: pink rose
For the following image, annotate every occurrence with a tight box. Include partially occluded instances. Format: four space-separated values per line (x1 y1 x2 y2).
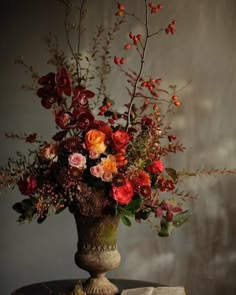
90 164 104 178
112 181 134 205
17 175 37 196
111 130 130 151
146 160 164 174
68 153 86 169
102 171 113 182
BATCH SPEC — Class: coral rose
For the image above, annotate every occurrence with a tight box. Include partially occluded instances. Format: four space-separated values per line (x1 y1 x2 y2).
111 130 130 151
85 129 107 154
112 181 134 205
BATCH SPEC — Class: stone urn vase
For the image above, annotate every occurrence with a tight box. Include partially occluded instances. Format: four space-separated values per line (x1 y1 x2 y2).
73 213 121 295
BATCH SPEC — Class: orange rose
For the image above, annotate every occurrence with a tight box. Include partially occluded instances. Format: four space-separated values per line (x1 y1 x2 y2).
101 155 117 174
85 129 107 154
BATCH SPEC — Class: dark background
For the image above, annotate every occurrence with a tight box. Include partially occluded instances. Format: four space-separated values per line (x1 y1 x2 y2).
0 1 236 294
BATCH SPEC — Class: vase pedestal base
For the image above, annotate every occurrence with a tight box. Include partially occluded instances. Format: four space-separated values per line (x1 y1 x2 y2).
81 276 119 295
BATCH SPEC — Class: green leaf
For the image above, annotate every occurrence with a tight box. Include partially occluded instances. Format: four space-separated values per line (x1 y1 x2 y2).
166 168 178 182
123 196 142 214
173 210 191 227
12 202 24 214
158 218 175 237
121 215 132 227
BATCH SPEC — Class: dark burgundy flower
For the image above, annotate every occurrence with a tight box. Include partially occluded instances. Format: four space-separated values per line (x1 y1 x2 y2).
26 133 37 143
76 111 95 130
52 130 68 142
140 185 152 199
55 110 76 129
63 136 81 153
17 175 37 196
37 72 60 109
56 67 72 97
72 86 95 116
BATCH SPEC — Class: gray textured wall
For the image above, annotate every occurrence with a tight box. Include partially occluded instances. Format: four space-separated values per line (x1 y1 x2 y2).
0 0 236 294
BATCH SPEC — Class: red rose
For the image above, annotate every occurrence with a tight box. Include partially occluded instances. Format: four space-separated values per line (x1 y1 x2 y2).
111 130 130 151
17 175 37 196
112 181 134 205
146 160 164 174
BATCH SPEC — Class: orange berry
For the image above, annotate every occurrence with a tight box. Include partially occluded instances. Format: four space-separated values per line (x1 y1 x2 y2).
116 10 124 16
174 101 181 106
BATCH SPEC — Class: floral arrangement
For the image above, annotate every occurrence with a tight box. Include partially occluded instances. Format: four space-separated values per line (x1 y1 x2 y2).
1 0 234 237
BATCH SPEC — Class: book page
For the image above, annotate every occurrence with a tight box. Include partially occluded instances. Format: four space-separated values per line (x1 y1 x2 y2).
121 287 154 295
153 287 186 295
121 286 186 295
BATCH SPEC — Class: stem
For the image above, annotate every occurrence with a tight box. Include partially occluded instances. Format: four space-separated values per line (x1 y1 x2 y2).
125 0 149 131
148 28 164 38
125 12 145 25
77 0 86 83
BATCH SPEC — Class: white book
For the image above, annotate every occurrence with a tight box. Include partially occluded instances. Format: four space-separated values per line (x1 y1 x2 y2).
121 286 186 295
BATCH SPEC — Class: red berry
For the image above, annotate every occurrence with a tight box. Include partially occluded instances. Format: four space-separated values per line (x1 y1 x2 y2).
137 34 142 40
120 57 125 64
151 7 158 13
148 2 155 8
129 32 134 39
133 37 138 45
172 20 177 25
165 28 170 34
157 4 163 9
172 95 178 101
99 105 107 112
106 101 112 108
118 3 125 11
108 119 115 125
141 81 147 87
114 56 120 64
113 114 118 120
124 44 131 50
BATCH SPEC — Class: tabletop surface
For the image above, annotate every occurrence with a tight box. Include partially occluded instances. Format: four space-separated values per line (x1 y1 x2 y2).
12 278 162 295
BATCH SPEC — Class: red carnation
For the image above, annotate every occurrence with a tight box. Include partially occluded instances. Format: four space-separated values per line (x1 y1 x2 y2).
112 181 134 205
146 160 164 174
